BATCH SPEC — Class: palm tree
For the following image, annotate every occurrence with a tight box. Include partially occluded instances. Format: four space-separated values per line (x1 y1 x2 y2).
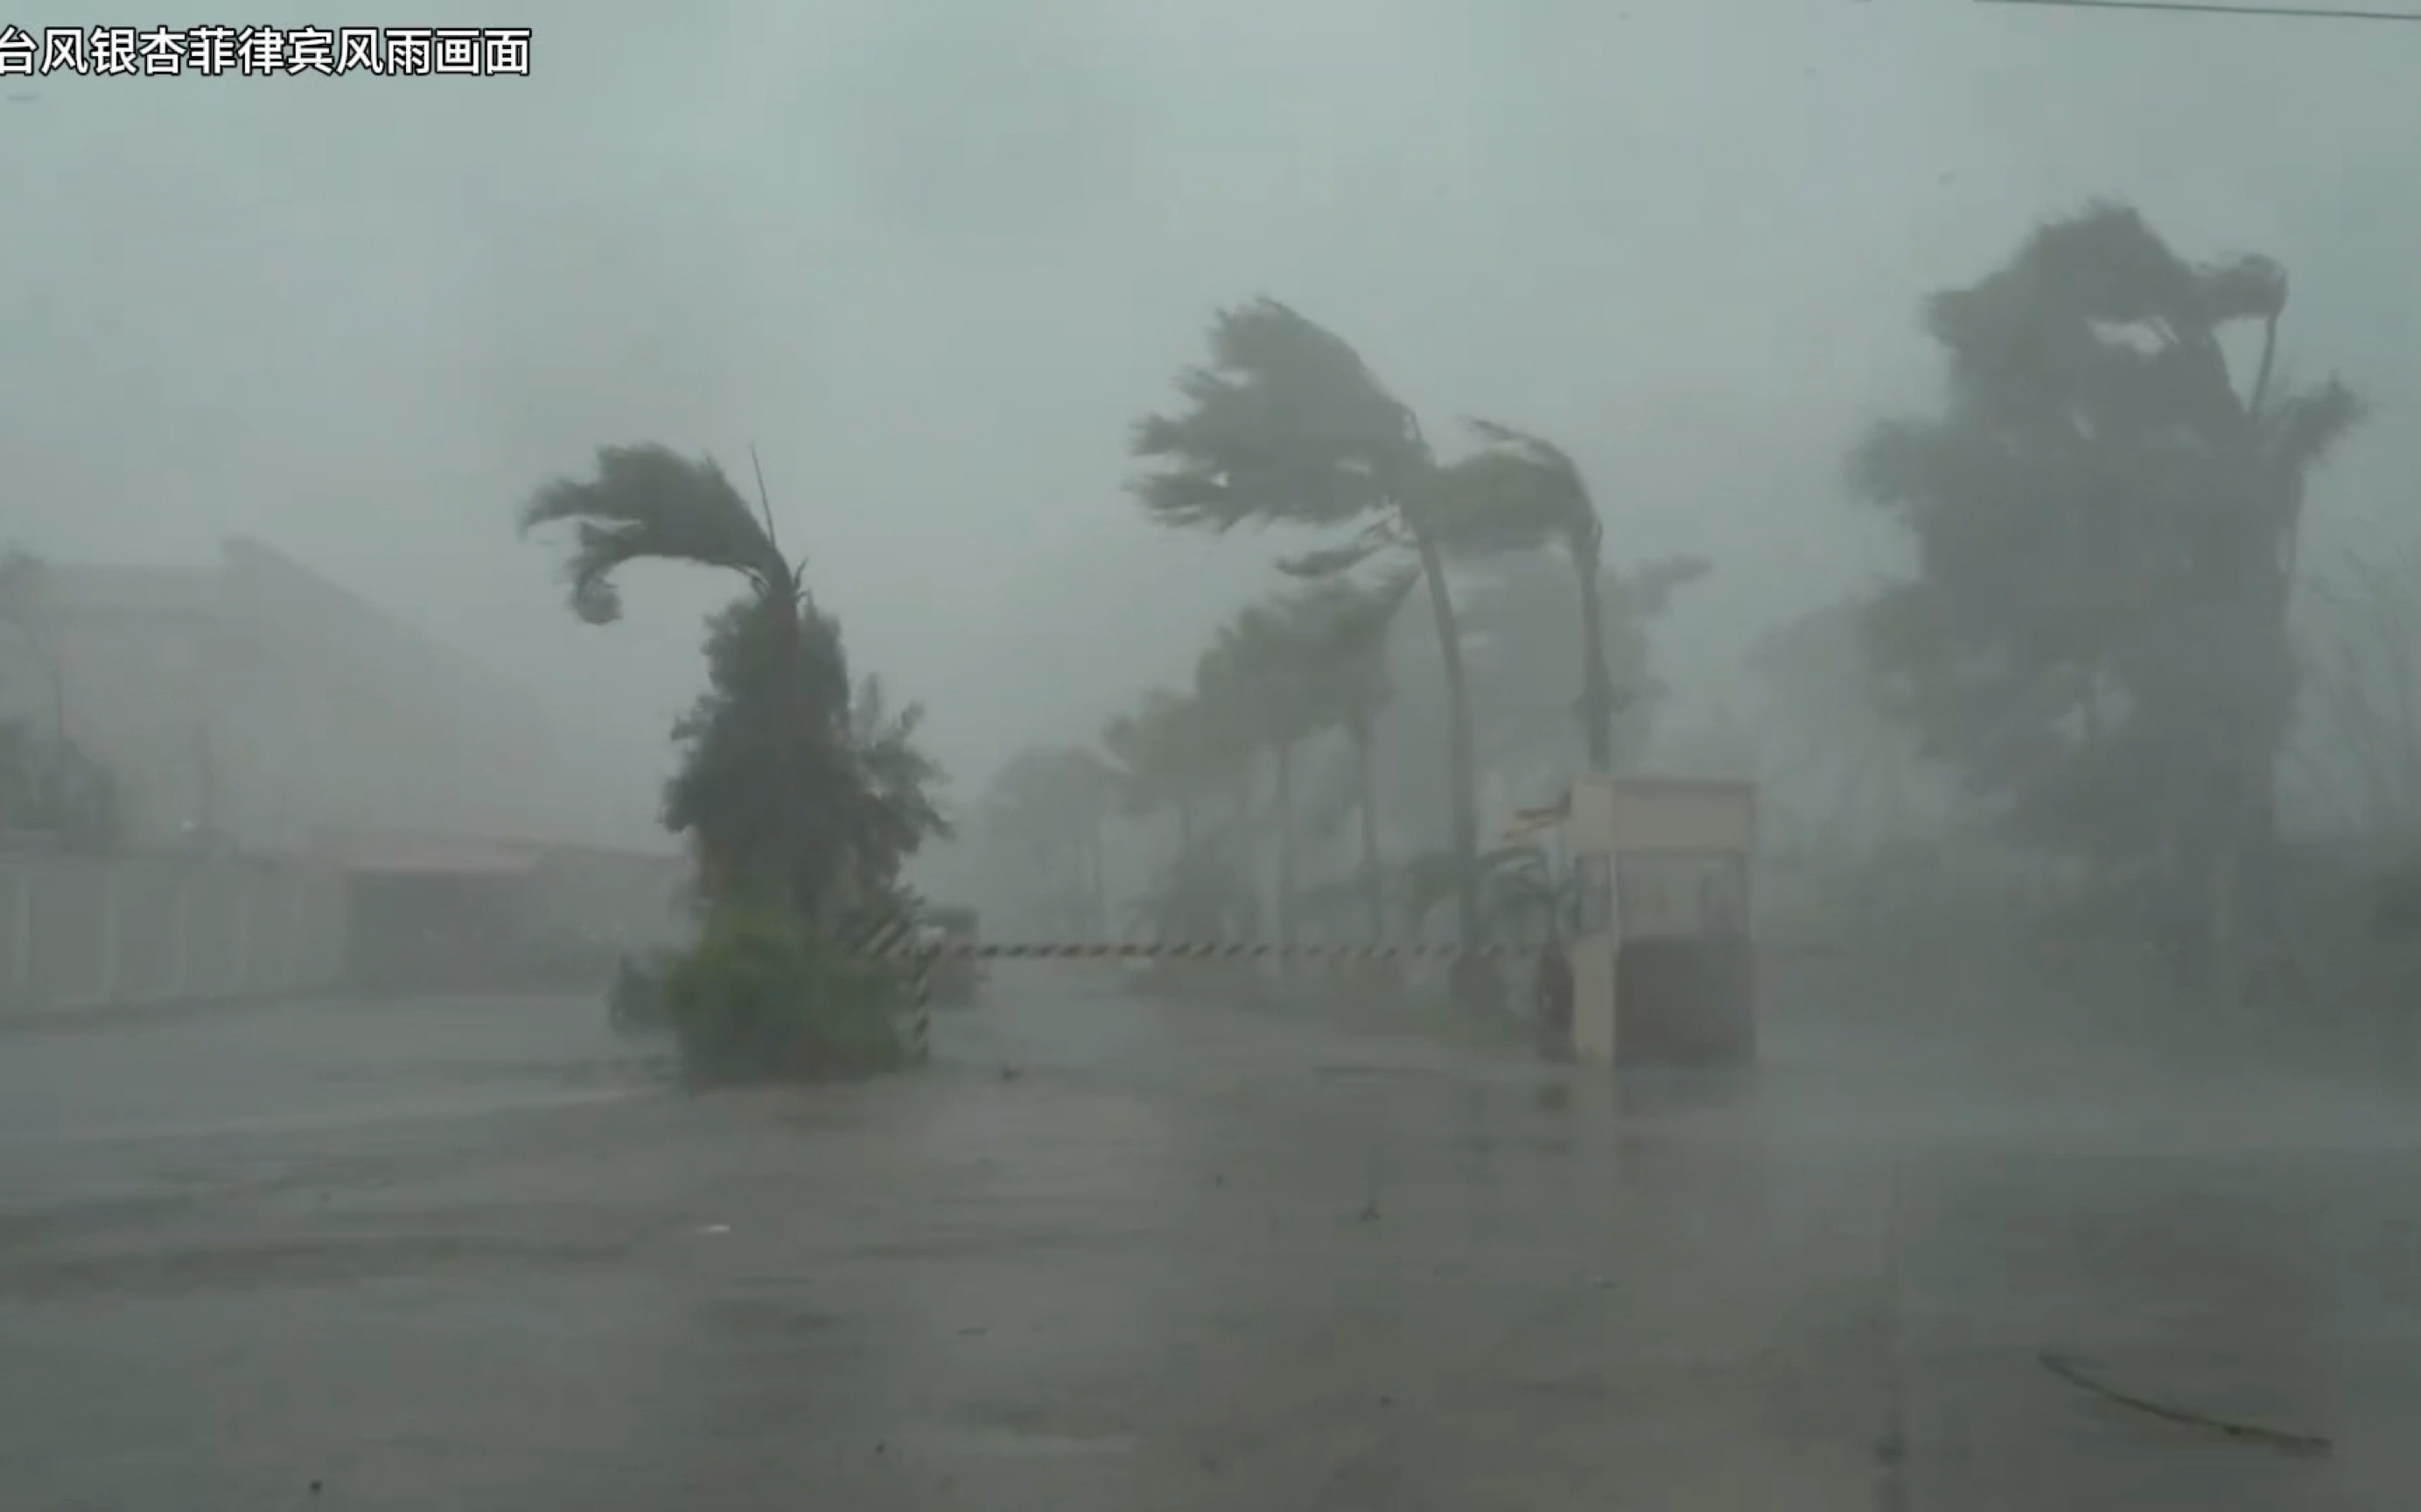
521 444 945 926
838 674 952 914
1103 688 1222 860
1198 602 1326 948
1282 572 1416 941
1104 685 1263 942
1454 551 1713 796
1427 420 1709 774
1103 687 1254 940
1130 298 1490 962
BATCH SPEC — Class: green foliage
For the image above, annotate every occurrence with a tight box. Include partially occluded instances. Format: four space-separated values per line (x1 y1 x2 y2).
1130 298 1487 953
518 444 795 626
1429 419 1598 556
1197 601 1324 752
1129 298 1424 531
1102 689 1227 819
662 911 912 1084
1266 574 1415 738
522 444 950 933
661 592 950 923
1848 200 2363 871
661 591 846 903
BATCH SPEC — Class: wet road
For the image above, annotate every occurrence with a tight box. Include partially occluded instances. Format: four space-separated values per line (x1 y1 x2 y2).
3 973 2418 1508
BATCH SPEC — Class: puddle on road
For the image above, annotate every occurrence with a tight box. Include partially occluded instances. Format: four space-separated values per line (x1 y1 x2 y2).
906 1424 1145 1461
312 1055 672 1096
6 1084 658 1147
0 1229 638 1299
695 1296 843 1339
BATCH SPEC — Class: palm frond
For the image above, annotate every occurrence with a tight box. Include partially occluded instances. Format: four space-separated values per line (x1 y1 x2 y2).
1129 298 1423 534
1278 538 1390 578
1426 416 1596 559
519 444 789 624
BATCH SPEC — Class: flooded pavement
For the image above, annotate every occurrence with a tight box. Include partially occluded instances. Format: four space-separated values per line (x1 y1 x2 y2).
2 974 2418 1508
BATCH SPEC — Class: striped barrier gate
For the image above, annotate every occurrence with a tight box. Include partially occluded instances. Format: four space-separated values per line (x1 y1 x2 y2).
862 937 1528 963
851 918 931 1063
844 915 1851 1064
847 919 1531 1064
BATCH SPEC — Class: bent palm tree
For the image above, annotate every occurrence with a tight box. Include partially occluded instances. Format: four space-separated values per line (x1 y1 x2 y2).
519 444 799 627
1431 421 1685 774
515 442 847 914
1131 299 1490 961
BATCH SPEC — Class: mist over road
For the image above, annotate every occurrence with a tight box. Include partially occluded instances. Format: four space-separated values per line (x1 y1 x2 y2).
3 975 2418 1509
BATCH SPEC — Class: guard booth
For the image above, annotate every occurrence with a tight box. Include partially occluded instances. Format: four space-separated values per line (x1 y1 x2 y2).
1561 774 1756 1068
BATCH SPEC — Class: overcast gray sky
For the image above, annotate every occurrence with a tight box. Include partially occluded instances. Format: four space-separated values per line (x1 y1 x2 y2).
4 0 2415 842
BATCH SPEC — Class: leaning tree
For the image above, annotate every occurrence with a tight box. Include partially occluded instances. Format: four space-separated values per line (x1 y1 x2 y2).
1850 202 2364 998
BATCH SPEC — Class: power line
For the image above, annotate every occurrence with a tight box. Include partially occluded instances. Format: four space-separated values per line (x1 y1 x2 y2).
1976 0 2421 20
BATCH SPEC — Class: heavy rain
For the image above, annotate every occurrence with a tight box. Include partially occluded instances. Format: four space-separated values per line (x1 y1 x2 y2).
3 2 2421 1508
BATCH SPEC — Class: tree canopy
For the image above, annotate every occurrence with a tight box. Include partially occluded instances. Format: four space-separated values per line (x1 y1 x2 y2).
523 444 948 931
1130 298 1488 957
1849 200 2365 990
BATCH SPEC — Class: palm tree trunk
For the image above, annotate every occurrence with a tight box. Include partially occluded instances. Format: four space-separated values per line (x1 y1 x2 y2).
1572 531 1618 772
1351 718 1386 942
1088 816 1109 938
1274 742 1297 949
1408 526 1484 954
766 586 808 922
1231 763 1257 933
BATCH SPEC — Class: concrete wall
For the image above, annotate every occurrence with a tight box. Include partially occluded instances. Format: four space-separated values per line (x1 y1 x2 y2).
0 854 346 1015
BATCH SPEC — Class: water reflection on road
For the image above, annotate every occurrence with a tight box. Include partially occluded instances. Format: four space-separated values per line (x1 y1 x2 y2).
2 973 2419 1508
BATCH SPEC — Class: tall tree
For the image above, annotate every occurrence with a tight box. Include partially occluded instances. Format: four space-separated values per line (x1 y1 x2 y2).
660 593 948 923
1431 552 1709 805
1109 682 1258 938
1207 600 1345 946
1102 688 1221 859
1284 572 1417 941
1102 686 1257 940
1427 420 1635 770
1850 202 2363 996
521 444 948 926
1130 299 1490 962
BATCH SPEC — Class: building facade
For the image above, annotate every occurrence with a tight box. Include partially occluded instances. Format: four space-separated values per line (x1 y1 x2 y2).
0 537 577 854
